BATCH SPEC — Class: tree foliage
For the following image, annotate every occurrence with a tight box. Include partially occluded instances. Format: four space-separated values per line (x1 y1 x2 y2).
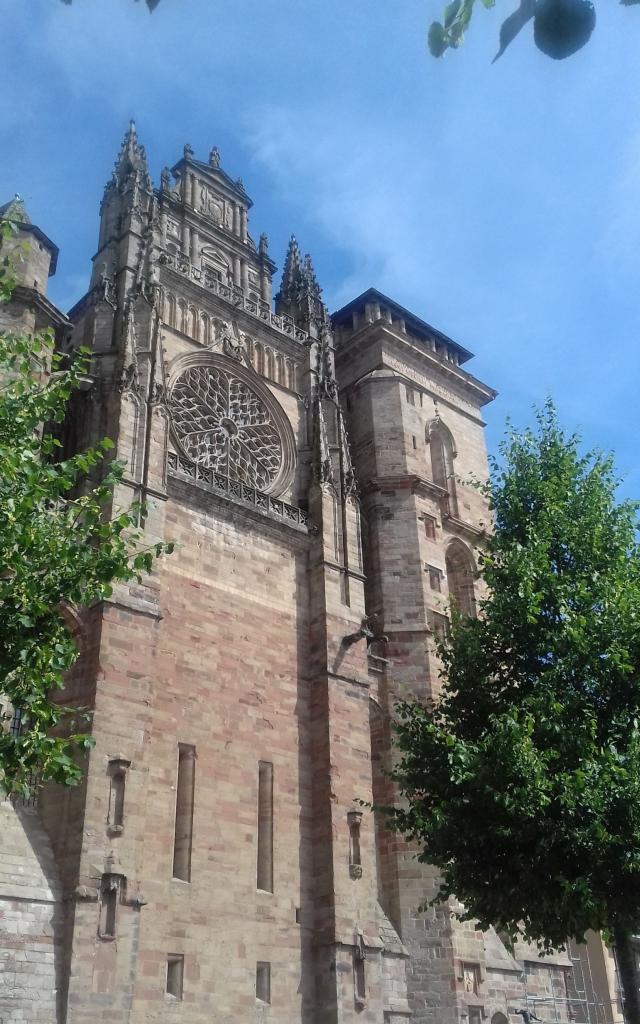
0 224 172 797
429 0 639 61
384 403 640 1019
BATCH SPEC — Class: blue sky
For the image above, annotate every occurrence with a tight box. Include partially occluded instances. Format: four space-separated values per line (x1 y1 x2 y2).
2 0 638 495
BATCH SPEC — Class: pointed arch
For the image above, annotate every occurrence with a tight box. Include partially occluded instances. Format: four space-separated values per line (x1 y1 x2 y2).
188 305 198 339
200 312 210 345
275 353 285 385
177 299 187 334
254 341 264 375
426 417 458 516
166 292 177 329
265 347 275 380
445 539 477 618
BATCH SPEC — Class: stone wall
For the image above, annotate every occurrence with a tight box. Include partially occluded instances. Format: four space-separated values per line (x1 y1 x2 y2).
0 799 63 1023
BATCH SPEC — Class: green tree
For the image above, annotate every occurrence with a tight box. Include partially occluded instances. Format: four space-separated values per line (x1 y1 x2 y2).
429 0 639 61
0 221 172 797
384 403 640 1023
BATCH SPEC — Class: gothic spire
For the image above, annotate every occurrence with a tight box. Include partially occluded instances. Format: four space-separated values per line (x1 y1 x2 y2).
275 236 328 329
110 120 151 191
302 253 322 302
277 235 302 308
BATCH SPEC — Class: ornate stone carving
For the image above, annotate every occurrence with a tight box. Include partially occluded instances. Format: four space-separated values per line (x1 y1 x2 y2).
169 358 294 495
216 320 245 361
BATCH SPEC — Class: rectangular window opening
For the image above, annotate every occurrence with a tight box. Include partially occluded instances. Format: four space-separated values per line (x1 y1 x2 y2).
431 611 450 641
424 515 437 540
99 883 117 939
426 565 443 592
354 954 366 1006
166 954 184 999
462 962 481 995
257 761 274 892
172 744 195 882
256 961 271 1003
109 771 126 829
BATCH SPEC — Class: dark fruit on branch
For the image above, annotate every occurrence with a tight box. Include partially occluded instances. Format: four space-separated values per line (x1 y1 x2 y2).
534 0 596 59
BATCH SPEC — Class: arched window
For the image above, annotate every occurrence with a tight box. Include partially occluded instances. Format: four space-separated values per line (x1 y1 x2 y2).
445 541 476 618
200 312 210 346
265 348 275 380
427 418 458 517
254 342 264 376
491 1014 508 1024
178 299 187 334
188 306 198 339
275 353 285 385
166 293 177 328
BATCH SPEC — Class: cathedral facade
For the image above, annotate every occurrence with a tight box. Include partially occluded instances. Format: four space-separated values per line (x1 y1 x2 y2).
0 126 621 1024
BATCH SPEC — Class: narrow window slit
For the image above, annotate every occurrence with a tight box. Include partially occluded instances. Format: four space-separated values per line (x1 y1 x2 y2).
166 954 184 999
257 761 274 892
172 744 195 881
347 810 363 879
256 961 271 1003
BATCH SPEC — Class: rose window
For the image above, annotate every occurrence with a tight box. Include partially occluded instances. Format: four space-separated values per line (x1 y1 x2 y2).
170 364 285 492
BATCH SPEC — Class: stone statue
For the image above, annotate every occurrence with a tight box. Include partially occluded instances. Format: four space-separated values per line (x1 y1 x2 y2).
219 321 244 361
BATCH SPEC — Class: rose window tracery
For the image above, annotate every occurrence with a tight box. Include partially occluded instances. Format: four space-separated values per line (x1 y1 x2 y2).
170 363 286 493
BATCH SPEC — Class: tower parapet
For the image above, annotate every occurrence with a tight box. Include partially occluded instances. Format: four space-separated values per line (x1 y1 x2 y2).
0 195 69 340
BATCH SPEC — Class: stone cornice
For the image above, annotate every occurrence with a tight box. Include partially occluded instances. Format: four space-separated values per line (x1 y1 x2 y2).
337 320 496 412
360 473 448 501
11 285 71 329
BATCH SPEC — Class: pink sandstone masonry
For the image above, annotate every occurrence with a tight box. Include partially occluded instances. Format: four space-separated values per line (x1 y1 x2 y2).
0 131 617 1024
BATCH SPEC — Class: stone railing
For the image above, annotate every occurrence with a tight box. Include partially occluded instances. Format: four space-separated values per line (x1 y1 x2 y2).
158 253 309 345
167 451 313 533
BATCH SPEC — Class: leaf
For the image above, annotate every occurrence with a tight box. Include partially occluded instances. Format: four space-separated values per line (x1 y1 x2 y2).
492 0 536 61
444 0 462 28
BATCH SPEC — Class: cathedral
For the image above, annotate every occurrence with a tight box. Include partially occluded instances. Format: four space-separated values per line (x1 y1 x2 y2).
0 125 623 1024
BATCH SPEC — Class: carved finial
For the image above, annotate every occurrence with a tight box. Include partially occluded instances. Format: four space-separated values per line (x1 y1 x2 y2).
278 235 302 303
302 253 321 301
209 146 221 169
275 235 328 327
184 143 194 159
259 233 269 257
111 120 151 190
160 166 171 190
235 177 244 190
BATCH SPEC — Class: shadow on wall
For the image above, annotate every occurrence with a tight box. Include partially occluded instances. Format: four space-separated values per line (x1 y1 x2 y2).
0 799 66 1024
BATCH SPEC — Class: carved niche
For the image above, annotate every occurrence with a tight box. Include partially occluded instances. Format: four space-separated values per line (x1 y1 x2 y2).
168 354 295 496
